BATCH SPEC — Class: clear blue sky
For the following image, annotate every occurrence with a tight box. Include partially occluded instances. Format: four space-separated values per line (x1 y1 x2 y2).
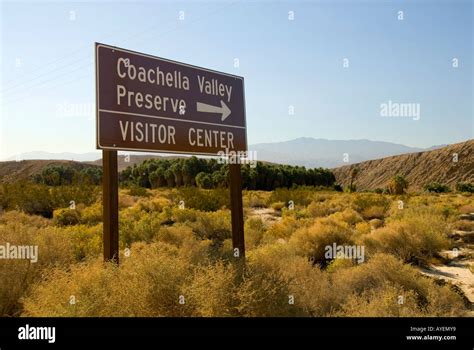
0 0 472 159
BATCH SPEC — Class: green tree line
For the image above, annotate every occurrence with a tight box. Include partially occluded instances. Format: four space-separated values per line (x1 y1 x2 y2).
33 166 103 186
120 157 336 190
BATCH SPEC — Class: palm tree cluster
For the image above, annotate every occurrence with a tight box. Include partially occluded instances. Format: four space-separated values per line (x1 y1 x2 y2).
120 157 336 190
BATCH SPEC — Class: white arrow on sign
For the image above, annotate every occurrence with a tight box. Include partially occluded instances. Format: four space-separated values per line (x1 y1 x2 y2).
196 100 231 121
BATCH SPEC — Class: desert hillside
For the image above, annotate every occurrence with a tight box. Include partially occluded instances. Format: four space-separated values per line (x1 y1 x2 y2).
332 140 474 190
0 156 185 183
0 160 100 183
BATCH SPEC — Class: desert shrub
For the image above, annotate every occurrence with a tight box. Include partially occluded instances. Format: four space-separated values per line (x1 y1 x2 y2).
289 217 354 266
0 183 53 217
361 205 387 220
270 201 285 211
118 193 136 208
135 197 168 213
268 187 318 207
127 185 150 197
355 221 372 235
456 182 474 193
451 220 474 232
187 210 232 243
328 208 363 226
170 207 199 223
243 191 268 208
362 208 449 265
331 254 465 316
352 193 391 219
253 243 340 316
306 201 332 218
436 204 457 219
79 202 102 225
458 204 474 214
345 184 356 193
263 216 300 242
237 246 304 316
244 217 266 249
154 224 194 246
281 206 308 220
182 262 240 316
0 223 75 316
49 185 99 207
424 182 451 193
120 211 162 246
387 175 409 195
155 225 212 265
175 187 229 212
326 258 355 273
2 188 471 318
53 208 81 226
63 224 102 261
369 218 384 229
0 182 98 218
0 210 50 228
23 243 193 317
334 284 424 317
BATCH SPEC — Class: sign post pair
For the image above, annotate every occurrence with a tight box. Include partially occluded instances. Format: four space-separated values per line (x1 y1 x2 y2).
96 43 247 264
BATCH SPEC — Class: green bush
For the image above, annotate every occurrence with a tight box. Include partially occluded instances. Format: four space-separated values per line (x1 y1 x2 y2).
456 182 474 193
244 217 266 249
424 182 451 193
175 187 229 212
352 193 391 220
80 202 103 225
53 208 81 226
195 172 213 189
120 211 162 246
268 186 322 207
127 185 150 197
188 210 232 243
387 175 409 195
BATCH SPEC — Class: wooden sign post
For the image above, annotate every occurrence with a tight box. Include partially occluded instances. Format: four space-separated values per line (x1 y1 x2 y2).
96 43 247 263
102 149 119 263
229 163 245 259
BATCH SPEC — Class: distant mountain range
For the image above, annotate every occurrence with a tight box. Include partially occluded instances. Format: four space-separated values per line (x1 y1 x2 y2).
249 138 445 168
4 138 447 168
5 151 102 162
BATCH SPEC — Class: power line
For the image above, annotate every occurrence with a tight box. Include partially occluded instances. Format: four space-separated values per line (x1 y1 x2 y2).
2 1 241 106
0 1 235 92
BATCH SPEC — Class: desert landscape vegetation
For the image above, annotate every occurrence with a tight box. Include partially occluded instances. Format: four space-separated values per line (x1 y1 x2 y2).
0 141 473 317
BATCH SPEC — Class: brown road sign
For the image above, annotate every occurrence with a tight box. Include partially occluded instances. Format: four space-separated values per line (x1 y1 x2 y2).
95 43 247 155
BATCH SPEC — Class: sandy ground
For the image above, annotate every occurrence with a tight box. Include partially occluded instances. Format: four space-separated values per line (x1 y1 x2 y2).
420 252 474 303
247 208 281 225
420 221 474 312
